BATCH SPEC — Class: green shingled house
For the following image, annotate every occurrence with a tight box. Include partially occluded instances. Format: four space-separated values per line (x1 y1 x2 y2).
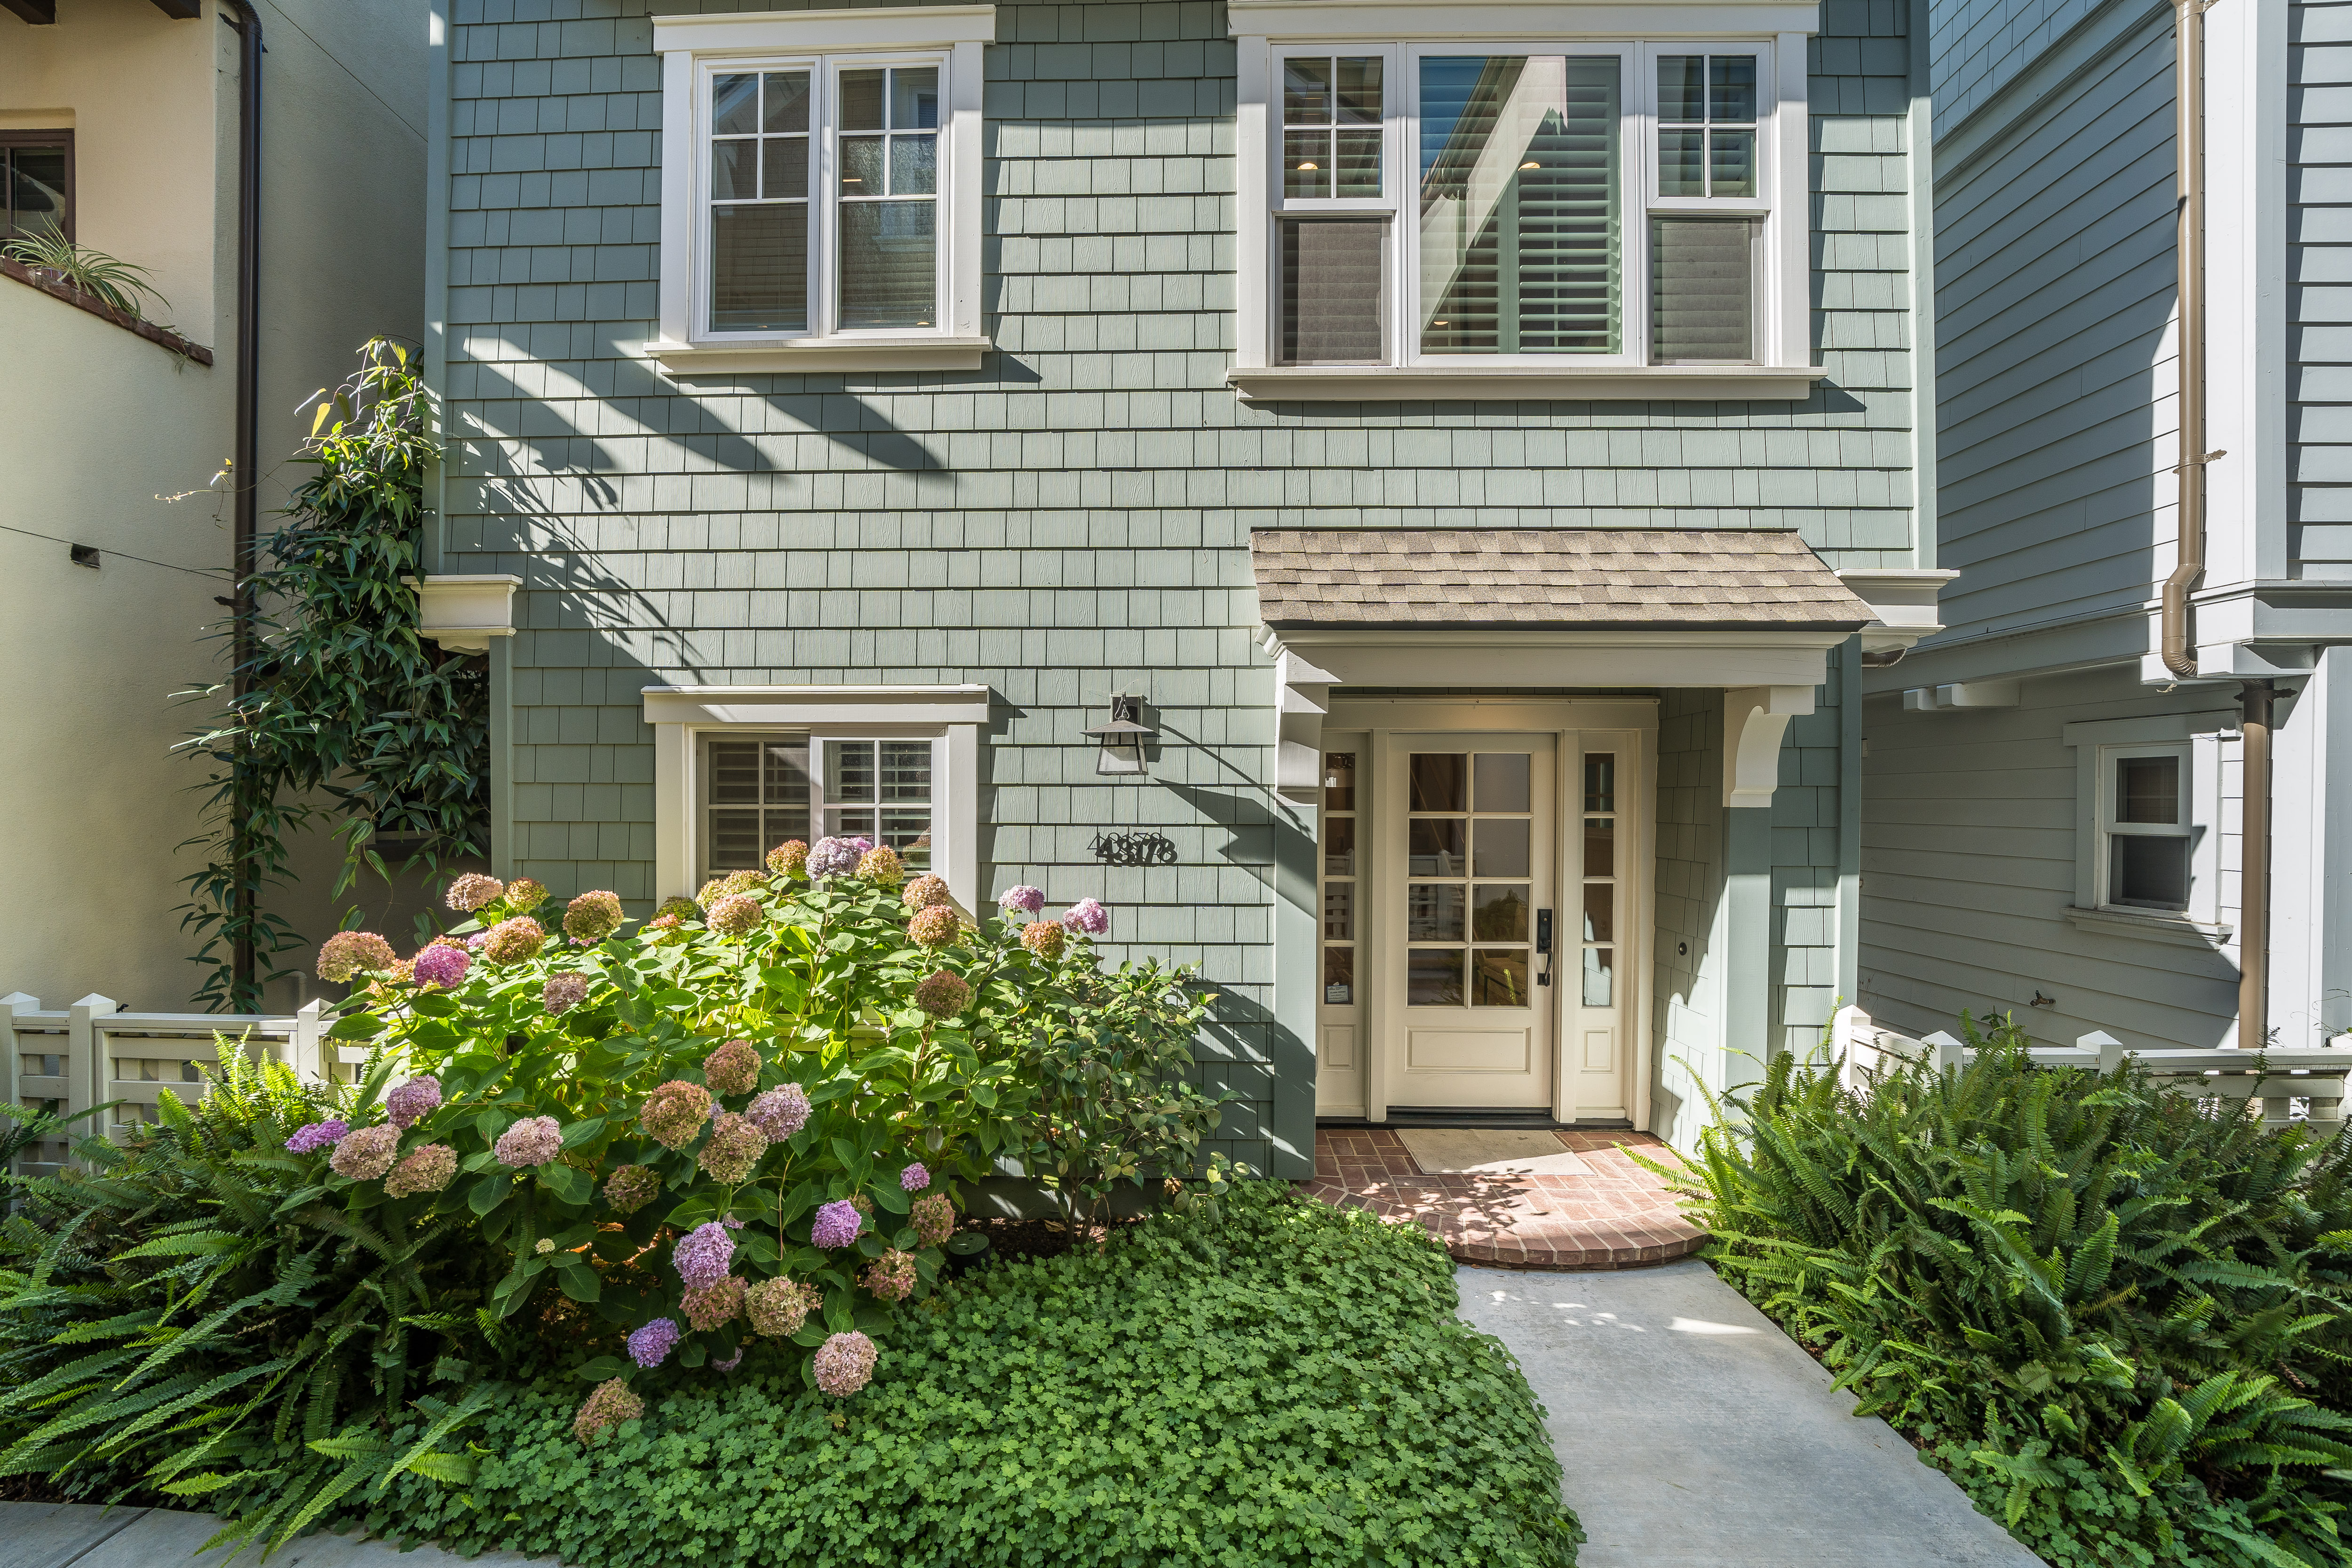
412 0 1948 1175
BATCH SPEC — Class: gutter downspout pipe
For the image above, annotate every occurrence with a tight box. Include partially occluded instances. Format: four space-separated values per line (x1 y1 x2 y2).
222 0 263 1003
2161 0 2215 681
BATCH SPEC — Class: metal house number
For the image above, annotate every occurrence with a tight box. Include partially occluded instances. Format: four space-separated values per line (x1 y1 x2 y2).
1089 829 1178 867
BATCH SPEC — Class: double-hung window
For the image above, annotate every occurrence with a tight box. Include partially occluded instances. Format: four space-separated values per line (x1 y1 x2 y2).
652 8 990 370
2061 713 2231 935
2098 746 2193 913
1234 10 1811 398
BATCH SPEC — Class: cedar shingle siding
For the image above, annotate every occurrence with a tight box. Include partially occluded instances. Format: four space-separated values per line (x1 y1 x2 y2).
439 0 1922 1167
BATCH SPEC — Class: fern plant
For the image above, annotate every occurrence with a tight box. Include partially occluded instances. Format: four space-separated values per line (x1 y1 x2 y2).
0 1043 504 1551
1661 1031 2352 1568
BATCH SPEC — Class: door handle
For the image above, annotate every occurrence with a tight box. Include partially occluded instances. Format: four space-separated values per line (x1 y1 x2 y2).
1535 908 1553 986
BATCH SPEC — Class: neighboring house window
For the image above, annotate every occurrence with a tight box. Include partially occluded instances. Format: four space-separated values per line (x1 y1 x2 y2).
2061 713 2233 931
2099 746 2191 912
651 8 991 369
1 131 72 241
647 685 987 906
701 735 936 886
1230 13 1811 392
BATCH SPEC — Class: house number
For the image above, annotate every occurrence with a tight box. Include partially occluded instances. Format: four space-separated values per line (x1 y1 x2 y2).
1089 830 1178 867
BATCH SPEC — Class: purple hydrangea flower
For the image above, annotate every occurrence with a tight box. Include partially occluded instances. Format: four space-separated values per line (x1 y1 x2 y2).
384 1075 443 1130
997 884 1046 915
285 1119 350 1154
411 942 471 990
493 1115 563 1168
811 1198 864 1250
627 1317 681 1369
672 1220 736 1289
745 1083 811 1141
806 836 868 879
900 1162 930 1193
1060 898 1110 937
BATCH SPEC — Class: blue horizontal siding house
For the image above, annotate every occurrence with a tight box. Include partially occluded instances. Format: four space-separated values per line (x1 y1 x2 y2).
1861 0 2352 1056
412 0 1947 1170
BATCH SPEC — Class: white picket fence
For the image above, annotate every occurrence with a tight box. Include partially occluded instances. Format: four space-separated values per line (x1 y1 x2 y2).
1830 1005 2349 1131
1 992 365 1178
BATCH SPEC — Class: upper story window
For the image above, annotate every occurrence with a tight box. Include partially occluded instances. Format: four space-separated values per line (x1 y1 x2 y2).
651 8 991 371
1230 9 1814 399
1 131 72 241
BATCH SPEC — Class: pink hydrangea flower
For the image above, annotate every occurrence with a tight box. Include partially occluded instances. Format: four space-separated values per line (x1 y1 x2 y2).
572 1378 643 1443
640 1080 714 1148
1060 898 1110 937
707 894 763 937
746 1276 821 1337
900 1162 930 1193
862 1248 917 1303
329 1123 400 1181
543 973 590 1014
997 885 1045 915
913 970 971 1018
411 943 471 990
481 916 546 964
908 905 961 948
767 839 809 877
316 931 397 983
385 1143 458 1197
493 1115 563 1168
813 1330 879 1396
563 889 625 943
911 1191 955 1247
702 1038 762 1096
902 875 953 910
807 836 868 879
446 873 505 913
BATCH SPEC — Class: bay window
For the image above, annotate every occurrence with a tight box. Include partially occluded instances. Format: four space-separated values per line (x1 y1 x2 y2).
651 7 990 371
1232 10 1815 399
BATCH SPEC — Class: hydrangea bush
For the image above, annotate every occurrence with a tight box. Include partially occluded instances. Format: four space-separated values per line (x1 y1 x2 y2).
299 848 1222 1400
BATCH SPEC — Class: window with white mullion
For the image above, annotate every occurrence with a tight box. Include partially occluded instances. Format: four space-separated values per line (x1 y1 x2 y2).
1273 48 1396 366
833 61 942 331
707 66 814 334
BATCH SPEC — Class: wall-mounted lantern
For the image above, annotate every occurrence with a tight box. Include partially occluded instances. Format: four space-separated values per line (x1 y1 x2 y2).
1084 695 1155 776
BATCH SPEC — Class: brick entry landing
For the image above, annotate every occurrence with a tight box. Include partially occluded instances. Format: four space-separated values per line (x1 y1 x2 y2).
1305 1127 1707 1270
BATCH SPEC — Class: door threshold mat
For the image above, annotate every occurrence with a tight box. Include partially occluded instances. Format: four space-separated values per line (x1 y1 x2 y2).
1395 1128 1591 1176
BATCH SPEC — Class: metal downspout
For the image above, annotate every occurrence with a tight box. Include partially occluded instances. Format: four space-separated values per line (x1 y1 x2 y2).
2161 0 2213 680
222 0 263 1003
2240 680 2274 1044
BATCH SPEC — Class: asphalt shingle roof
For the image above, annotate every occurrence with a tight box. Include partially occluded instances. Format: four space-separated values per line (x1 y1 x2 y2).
1249 528 1875 630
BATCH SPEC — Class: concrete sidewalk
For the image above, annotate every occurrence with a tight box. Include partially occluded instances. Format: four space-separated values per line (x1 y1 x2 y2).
0 1504 542 1568
1457 1260 2048 1568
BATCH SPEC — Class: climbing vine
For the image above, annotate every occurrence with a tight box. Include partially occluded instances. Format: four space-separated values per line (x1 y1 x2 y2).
178 339 488 1010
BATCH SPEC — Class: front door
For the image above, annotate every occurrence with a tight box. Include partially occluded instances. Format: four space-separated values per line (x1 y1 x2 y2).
1386 736 1556 1107
1313 701 1651 1124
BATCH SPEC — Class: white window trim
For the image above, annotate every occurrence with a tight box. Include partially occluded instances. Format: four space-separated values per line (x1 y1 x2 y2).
2060 712 2234 938
1229 1 1817 401
649 7 993 374
644 684 990 908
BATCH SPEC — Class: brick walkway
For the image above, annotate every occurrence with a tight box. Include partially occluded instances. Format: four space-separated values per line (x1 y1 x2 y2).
1305 1127 1708 1269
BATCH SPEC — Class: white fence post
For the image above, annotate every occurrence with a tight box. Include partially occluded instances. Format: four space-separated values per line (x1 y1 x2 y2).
1923 1030 1965 1075
66 993 114 1164
0 990 30 1112
1832 1003 1869 1092
2080 1030 2125 1075
294 998 328 1083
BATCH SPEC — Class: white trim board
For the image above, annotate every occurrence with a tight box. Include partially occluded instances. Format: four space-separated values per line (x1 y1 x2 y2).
1228 3 1822 38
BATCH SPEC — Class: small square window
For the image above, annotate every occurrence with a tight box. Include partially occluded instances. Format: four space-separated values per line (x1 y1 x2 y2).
2099 748 2191 913
2 131 73 242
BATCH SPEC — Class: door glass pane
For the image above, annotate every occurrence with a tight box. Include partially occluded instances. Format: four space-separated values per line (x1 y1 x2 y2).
1583 883 1614 944
1409 753 1467 811
1407 884 1465 941
1472 883 1529 940
1408 818 1465 873
839 202 936 328
1418 55 1621 354
1474 752 1531 812
1324 881 1354 940
1408 948 1463 1005
1582 947 1613 1007
1473 949 1529 1007
1324 752 1357 810
1473 818 1529 877
1584 754 1616 812
1325 816 1356 876
2115 756 2180 824
2112 836 2189 908
1584 816 1613 876
1324 944 1355 1004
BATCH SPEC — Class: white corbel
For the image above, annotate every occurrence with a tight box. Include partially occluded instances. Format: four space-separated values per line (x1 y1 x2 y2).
1723 685 1815 808
1275 648 1339 804
404 574 522 654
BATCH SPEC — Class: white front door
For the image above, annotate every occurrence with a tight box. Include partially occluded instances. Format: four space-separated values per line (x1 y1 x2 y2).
1312 700 1652 1124
1386 735 1557 1107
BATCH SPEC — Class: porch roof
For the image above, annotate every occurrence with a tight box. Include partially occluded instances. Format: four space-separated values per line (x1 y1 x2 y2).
1249 528 1875 631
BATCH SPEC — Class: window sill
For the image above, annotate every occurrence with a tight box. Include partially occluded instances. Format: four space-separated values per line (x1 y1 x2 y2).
649 336 990 374
2065 905 2233 948
1226 364 1825 402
